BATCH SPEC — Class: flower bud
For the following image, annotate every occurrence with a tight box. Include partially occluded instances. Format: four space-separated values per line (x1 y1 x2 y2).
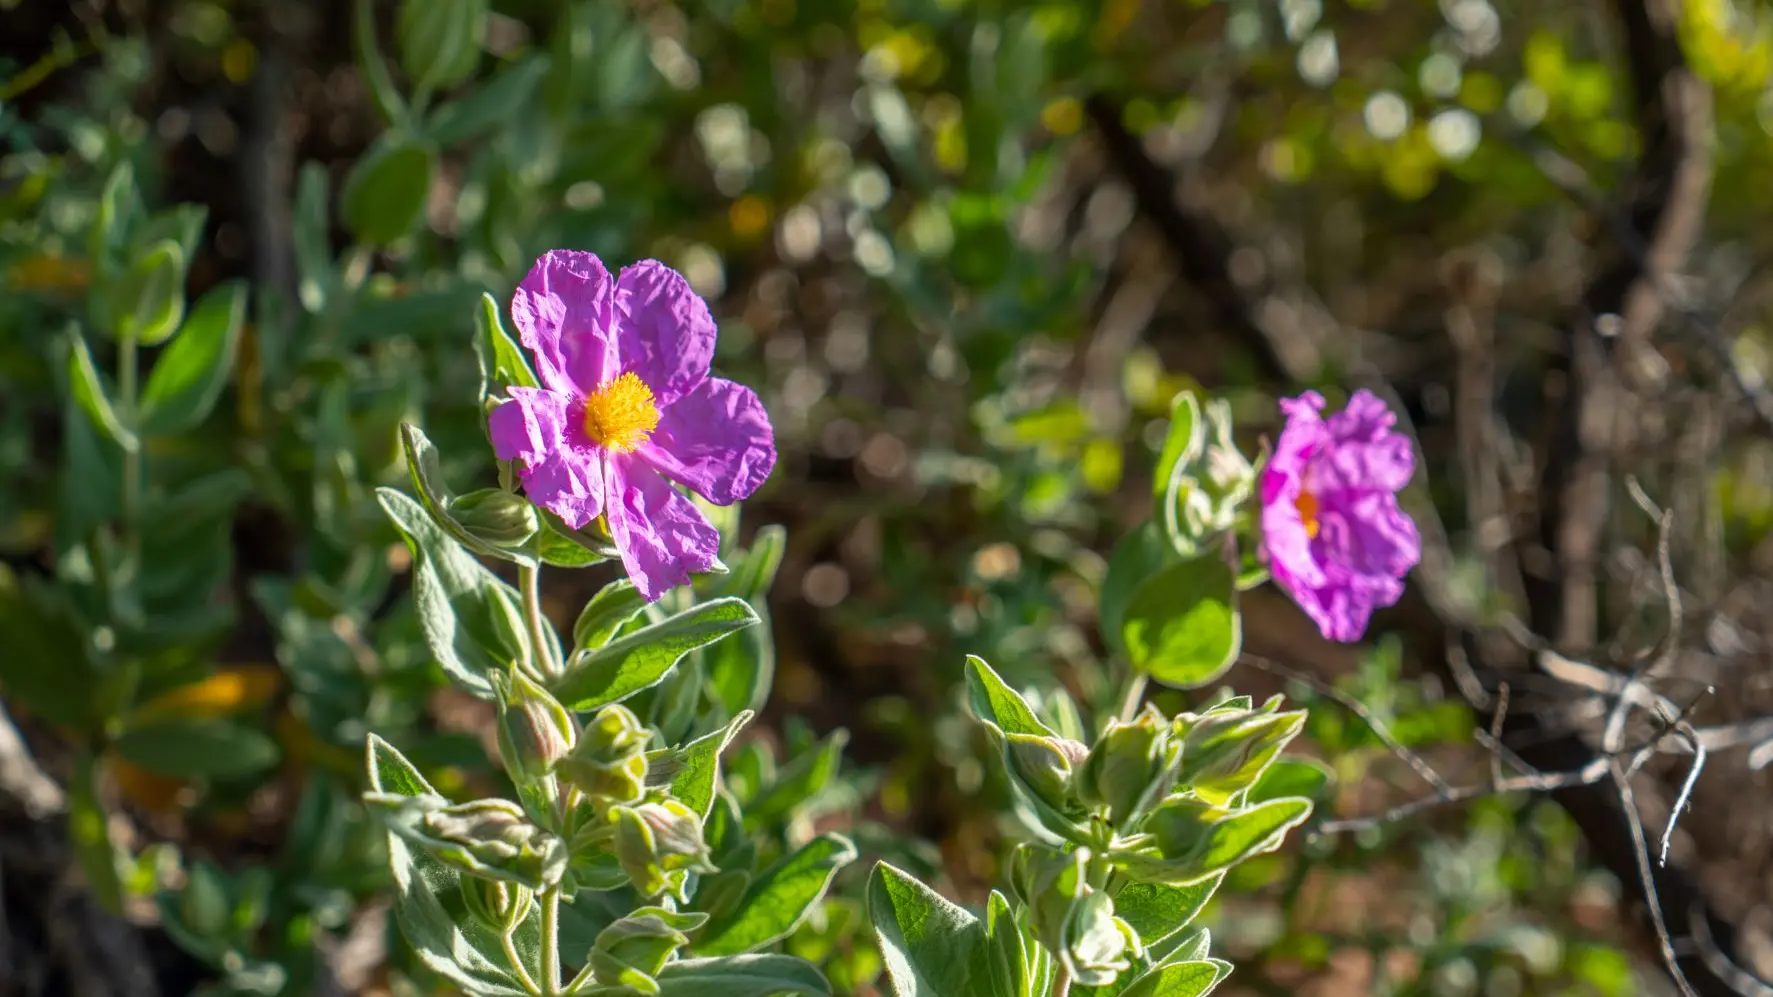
1175 706 1305 805
462 877 533 935
612 800 716 901
557 704 650 807
1059 890 1141 987
1078 706 1177 820
451 488 540 549
420 799 567 889
589 907 706 990
1003 732 1089 815
1142 796 1219 861
1010 845 1139 989
492 669 575 783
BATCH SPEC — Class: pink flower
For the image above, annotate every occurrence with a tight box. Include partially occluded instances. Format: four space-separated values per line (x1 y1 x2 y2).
488 250 776 601
1259 390 1420 642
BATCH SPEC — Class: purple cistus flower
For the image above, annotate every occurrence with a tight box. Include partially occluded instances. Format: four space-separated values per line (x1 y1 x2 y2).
488 250 776 601
1259 389 1420 643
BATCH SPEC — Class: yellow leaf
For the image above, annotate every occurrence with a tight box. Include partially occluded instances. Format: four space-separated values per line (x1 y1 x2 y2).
129 666 282 725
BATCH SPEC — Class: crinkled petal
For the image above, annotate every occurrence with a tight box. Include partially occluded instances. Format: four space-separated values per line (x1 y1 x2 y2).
640 378 776 505
489 388 606 529
1260 391 1326 507
511 250 618 396
1313 389 1415 493
489 386 569 465
605 457 721 602
1277 570 1399 643
612 261 715 407
1261 499 1326 591
1316 491 1421 581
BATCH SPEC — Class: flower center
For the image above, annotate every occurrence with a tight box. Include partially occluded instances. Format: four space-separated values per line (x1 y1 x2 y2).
1294 489 1321 539
583 372 661 453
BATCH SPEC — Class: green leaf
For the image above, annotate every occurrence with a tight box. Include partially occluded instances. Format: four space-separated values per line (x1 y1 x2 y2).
367 732 437 798
1194 798 1311 870
427 54 551 145
655 954 831 996
550 597 757 711
869 862 984 997
1118 960 1228 997
0 565 98 730
377 487 529 699
87 161 136 281
1122 556 1239 689
475 290 539 391
363 735 537 996
65 330 137 452
964 655 1055 738
573 578 647 652
1099 523 1174 656
293 162 333 314
111 718 281 779
397 0 487 90
112 239 188 345
983 890 1033 997
352 0 406 126
135 203 208 264
744 728 847 827
341 137 435 246
140 281 246 435
1113 876 1221 950
698 834 857 955
1153 391 1203 499
1244 756 1331 806
535 507 617 565
655 711 753 820
701 525 785 717
399 422 530 564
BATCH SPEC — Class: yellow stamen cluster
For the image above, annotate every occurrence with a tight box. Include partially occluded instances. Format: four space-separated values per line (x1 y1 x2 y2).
1294 490 1321 540
583 372 661 453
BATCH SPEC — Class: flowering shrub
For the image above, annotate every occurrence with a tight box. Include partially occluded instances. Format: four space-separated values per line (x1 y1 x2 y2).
346 257 1407 996
5 4 1693 997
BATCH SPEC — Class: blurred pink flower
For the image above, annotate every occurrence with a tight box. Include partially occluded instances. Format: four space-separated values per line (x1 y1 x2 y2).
1260 390 1420 642
489 250 776 601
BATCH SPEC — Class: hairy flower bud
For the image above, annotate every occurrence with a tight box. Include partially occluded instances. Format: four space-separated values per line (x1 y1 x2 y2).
1174 705 1305 805
589 907 707 990
420 799 567 890
492 669 575 784
557 704 650 807
462 877 533 935
1059 890 1140 987
612 800 716 901
1079 706 1178 821
451 488 540 549
1010 844 1140 989
1004 732 1089 815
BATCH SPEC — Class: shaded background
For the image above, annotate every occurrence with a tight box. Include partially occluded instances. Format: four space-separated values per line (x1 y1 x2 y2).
2 0 1773 994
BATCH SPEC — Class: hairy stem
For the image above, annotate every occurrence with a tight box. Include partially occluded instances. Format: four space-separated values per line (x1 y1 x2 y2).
520 562 557 678
502 925 542 996
540 886 563 995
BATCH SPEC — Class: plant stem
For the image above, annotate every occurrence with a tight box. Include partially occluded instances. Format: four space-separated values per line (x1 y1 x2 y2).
1118 672 1149 723
540 885 562 995
519 561 556 678
502 926 543 996
1050 966 1072 997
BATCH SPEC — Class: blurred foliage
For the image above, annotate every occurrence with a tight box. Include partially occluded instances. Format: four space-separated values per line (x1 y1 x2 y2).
10 0 1773 993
